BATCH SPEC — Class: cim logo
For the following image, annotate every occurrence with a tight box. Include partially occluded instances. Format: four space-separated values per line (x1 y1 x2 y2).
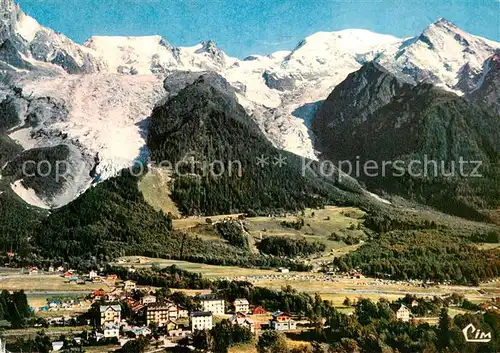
462 323 492 343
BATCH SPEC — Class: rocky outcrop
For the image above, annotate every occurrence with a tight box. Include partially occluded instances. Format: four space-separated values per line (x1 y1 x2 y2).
467 53 500 115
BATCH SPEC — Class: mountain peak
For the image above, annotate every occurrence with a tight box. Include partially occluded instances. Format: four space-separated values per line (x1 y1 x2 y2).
197 40 219 55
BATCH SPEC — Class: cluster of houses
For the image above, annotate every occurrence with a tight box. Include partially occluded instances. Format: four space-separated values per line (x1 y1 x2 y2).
94 284 299 342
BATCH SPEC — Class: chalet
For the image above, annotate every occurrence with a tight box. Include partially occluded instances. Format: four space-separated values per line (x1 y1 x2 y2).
269 312 296 331
233 298 250 313
122 280 136 291
396 304 411 322
199 294 225 315
190 311 213 332
252 306 266 315
99 305 121 327
141 295 157 305
230 312 255 333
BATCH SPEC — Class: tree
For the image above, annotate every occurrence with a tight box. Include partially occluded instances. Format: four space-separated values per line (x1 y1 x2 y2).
257 330 289 353
210 320 233 353
438 308 451 349
119 337 149 353
192 330 210 352
343 297 352 307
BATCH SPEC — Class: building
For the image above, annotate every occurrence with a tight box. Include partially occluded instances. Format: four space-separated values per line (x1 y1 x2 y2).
269 312 296 331
252 306 266 315
99 305 121 327
190 311 213 332
278 267 289 274
141 295 157 305
230 312 255 333
146 303 186 326
103 324 120 338
199 294 225 315
396 304 411 322
411 300 419 307
122 280 136 292
233 298 250 313
88 270 99 281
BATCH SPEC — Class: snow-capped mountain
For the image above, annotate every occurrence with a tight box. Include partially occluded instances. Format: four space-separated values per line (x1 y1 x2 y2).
1 0 499 209
375 18 500 90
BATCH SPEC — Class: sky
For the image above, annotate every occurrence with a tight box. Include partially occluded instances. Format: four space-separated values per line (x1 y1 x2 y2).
17 0 500 58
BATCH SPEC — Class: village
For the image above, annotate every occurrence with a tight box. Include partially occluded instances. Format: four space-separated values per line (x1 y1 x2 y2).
0 264 498 353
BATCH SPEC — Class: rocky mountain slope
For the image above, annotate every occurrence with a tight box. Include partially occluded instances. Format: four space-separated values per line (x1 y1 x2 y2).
0 0 499 209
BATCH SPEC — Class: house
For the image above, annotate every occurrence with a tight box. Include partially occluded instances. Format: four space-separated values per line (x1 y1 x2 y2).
52 341 64 352
199 294 225 315
252 306 266 315
92 289 105 300
233 298 250 313
269 312 296 331
28 266 39 275
141 295 157 305
122 280 136 291
56 266 65 272
396 304 411 322
99 305 121 327
48 266 55 272
411 300 419 307
190 311 213 332
88 270 99 281
147 303 185 326
125 326 151 337
230 312 255 333
278 267 289 274
62 271 73 278
103 324 120 338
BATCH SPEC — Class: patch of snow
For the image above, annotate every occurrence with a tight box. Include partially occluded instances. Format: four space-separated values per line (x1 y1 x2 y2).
11 180 50 209
15 11 42 42
366 191 392 205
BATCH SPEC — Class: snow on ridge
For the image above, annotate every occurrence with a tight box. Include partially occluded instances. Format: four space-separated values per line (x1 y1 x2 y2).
6 10 500 208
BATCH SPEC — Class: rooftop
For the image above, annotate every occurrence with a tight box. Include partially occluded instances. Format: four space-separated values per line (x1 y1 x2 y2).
191 311 213 318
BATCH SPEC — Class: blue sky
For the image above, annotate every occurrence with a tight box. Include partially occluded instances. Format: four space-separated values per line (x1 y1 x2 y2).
17 0 500 58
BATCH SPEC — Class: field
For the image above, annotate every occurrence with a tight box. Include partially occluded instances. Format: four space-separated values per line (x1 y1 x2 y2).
138 167 181 218
171 206 367 262
115 256 497 307
116 257 282 278
0 273 107 292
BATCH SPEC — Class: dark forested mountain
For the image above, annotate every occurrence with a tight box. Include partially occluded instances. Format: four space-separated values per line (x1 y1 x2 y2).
312 62 414 156
312 62 500 220
147 72 369 216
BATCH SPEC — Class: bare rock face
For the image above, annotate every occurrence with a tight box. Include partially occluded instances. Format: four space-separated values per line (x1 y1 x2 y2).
0 0 17 43
468 53 500 116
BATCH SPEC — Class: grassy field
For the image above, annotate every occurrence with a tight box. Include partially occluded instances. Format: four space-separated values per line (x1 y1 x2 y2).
116 257 282 278
170 206 367 263
3 325 91 338
138 167 181 218
0 274 106 292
